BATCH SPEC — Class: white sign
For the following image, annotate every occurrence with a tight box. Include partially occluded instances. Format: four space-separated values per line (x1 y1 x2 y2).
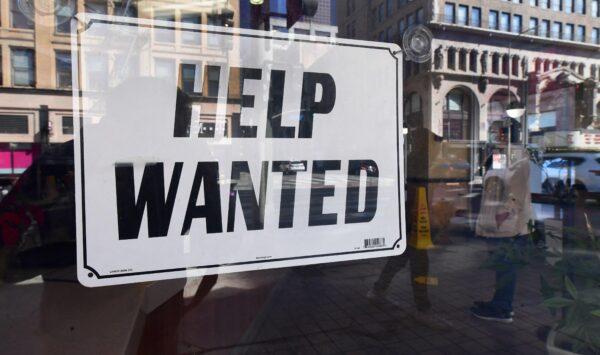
73 15 405 287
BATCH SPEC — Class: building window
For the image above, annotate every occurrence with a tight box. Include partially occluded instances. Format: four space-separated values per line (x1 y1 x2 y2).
540 19 550 37
62 116 74 135
87 55 108 90
552 0 562 11
181 14 201 45
85 0 107 14
574 0 585 13
489 10 499 30
447 47 456 69
530 0 538 6
564 0 574 12
11 48 35 87
154 58 174 79
469 51 478 71
576 25 585 41
552 22 562 39
386 0 393 17
55 0 75 33
378 3 384 23
11 0 33 29
564 24 574 40
457 5 468 25
179 63 198 93
0 115 28 134
471 7 481 27
207 66 220 97
529 17 538 35
154 12 176 42
592 27 600 44
443 88 473 141
541 0 550 8
459 50 467 70
500 12 510 32
416 8 424 24
445 3 456 23
512 14 522 33
55 51 71 89
593 0 599 16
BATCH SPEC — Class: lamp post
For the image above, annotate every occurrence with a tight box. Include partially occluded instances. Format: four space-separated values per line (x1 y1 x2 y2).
505 25 538 162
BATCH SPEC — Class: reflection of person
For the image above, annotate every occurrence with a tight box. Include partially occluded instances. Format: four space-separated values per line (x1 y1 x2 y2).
471 147 532 323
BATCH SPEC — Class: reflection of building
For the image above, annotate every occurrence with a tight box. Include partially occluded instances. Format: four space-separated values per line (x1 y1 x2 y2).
337 0 600 225
0 0 240 176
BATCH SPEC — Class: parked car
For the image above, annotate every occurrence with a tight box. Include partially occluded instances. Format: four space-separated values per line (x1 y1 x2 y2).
540 152 600 198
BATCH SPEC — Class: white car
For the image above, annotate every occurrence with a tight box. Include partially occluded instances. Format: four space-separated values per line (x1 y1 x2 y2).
540 152 600 197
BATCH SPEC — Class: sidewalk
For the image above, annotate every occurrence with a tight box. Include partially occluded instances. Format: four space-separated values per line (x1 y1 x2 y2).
178 235 556 354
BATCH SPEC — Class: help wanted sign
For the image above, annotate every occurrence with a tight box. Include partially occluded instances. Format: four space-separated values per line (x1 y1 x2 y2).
73 15 405 287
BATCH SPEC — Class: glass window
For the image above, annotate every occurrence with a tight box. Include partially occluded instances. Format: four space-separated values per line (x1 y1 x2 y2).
0 115 28 134
398 18 406 35
11 0 33 29
489 10 499 30
552 22 562 39
11 48 34 86
500 12 510 32
574 0 585 12
564 0 574 12
529 17 538 34
457 5 468 25
55 0 75 34
592 27 600 44
181 14 201 45
154 12 176 42
85 0 107 14
552 0 562 11
564 23 574 40
445 3 455 23
207 66 220 96
541 19 550 37
576 25 585 41
55 51 71 89
386 0 393 17
593 0 599 16
179 63 197 93
471 7 481 27
62 116 74 135
512 14 522 33
541 0 550 8
530 0 538 5
378 3 384 22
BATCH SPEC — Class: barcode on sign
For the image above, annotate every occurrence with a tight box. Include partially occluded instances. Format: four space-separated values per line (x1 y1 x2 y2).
364 238 385 249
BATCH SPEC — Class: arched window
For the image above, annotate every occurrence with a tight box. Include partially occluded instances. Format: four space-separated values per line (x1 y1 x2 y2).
443 88 473 140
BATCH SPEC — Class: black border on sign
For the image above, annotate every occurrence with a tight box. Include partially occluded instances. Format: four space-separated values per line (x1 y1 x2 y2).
78 18 403 279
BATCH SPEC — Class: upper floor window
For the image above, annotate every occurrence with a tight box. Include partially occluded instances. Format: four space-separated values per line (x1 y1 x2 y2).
457 5 468 25
0 115 29 134
55 51 72 89
530 0 538 5
552 0 562 11
500 12 510 32
592 0 599 16
386 0 393 17
85 0 107 14
564 0 574 12
11 48 35 87
55 0 75 33
564 23 574 40
62 116 74 135
471 7 481 27
574 0 585 13
398 18 406 35
154 12 176 42
378 3 384 22
179 64 198 93
11 0 33 29
489 10 499 30
541 0 550 8
592 27 600 44
576 25 585 41
181 14 201 45
529 17 539 34
540 19 550 37
512 14 522 33
445 3 456 23
552 22 562 38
